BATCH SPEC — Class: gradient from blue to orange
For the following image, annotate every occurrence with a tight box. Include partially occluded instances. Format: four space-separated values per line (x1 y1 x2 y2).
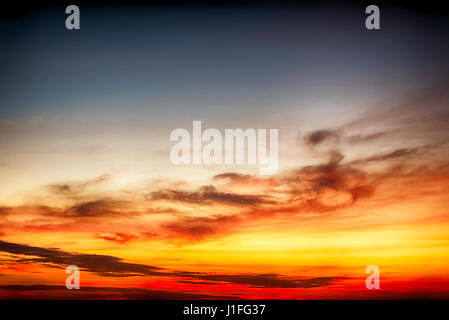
1 4 449 299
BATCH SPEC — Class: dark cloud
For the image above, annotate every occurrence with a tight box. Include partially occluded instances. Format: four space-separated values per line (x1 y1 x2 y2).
187 274 337 289
289 151 368 193
0 285 231 299
158 149 379 238
64 199 132 218
162 151 379 237
0 240 163 277
47 174 111 196
97 232 138 244
214 173 252 181
213 172 278 187
0 201 177 225
163 215 240 239
177 280 222 286
1 200 134 221
150 185 273 206
304 129 340 146
0 207 11 217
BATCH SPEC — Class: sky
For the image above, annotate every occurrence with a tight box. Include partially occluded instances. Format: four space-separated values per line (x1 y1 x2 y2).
1 3 449 299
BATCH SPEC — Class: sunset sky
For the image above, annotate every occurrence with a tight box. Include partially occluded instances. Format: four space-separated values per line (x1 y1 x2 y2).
1 3 449 299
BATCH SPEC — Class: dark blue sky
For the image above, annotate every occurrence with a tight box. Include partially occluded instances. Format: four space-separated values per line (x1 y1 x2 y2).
1 4 448 122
